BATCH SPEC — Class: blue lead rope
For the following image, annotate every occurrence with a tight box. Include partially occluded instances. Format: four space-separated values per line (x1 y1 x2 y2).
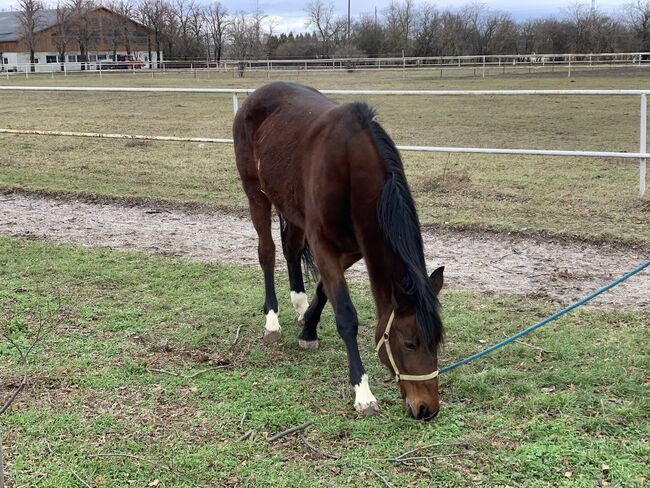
439 258 650 375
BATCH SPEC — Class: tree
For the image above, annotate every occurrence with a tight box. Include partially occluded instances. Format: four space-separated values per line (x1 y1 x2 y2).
17 0 45 72
384 0 415 55
66 0 97 70
206 2 228 63
625 0 650 51
51 2 73 71
305 0 341 57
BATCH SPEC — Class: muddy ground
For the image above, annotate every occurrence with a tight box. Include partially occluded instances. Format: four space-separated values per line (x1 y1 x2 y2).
1 192 648 310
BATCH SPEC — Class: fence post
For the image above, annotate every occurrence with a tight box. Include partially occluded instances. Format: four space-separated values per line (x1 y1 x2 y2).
233 93 239 115
568 55 572 78
641 94 647 197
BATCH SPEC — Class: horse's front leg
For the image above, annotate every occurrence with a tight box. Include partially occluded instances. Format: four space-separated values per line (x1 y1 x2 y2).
315 244 379 415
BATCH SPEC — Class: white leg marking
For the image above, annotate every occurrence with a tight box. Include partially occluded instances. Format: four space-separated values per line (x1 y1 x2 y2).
290 291 309 321
353 374 379 414
263 310 282 343
264 310 281 332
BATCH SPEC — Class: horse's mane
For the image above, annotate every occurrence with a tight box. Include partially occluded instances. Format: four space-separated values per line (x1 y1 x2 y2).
353 102 444 350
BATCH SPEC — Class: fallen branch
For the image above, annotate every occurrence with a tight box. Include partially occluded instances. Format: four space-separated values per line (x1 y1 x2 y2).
239 411 247 430
87 452 192 484
0 318 45 415
44 438 92 488
369 467 393 488
267 420 314 442
386 440 473 462
146 368 180 377
147 365 228 380
300 433 339 459
232 325 243 348
238 430 253 441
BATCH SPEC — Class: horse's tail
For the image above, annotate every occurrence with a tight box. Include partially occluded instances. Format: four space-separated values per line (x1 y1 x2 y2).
278 213 319 281
352 102 444 350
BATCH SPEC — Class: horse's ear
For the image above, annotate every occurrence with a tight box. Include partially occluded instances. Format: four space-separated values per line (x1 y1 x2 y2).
429 266 444 296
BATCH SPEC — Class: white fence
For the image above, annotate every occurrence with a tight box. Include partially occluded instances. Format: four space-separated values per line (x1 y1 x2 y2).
0 86 646 197
2 51 650 78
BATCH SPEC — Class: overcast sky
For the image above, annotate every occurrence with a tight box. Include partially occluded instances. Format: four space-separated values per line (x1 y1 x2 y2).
0 0 628 32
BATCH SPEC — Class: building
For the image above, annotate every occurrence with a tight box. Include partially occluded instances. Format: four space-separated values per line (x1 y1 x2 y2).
0 7 161 72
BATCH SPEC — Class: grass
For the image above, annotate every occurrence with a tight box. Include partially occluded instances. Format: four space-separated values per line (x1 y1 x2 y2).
1 236 648 486
1 69 650 245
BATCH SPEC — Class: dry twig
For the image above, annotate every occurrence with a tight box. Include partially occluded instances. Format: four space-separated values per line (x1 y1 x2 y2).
232 325 243 347
369 467 393 488
147 365 228 380
300 433 339 459
44 438 92 488
267 420 314 442
238 430 253 441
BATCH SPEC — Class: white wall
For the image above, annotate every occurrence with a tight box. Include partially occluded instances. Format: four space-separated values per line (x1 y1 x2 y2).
1 51 162 72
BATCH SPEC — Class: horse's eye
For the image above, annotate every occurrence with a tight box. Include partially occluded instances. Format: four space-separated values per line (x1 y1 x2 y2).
403 340 417 350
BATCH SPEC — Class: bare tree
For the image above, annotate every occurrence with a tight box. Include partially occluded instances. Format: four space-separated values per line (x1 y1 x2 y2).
384 0 415 55
51 2 73 71
109 0 136 55
17 0 45 72
66 0 97 70
305 0 341 57
206 2 228 63
228 12 258 60
625 0 650 51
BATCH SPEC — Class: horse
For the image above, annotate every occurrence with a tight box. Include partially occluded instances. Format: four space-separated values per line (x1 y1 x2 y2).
233 82 444 420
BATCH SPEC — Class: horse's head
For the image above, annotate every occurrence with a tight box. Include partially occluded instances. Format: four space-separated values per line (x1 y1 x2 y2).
376 266 444 421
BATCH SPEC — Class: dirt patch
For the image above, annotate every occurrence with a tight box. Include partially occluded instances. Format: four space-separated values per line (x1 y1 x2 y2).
0 191 648 310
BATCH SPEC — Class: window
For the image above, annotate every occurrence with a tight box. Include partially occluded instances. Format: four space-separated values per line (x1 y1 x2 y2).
98 54 107 60
2 58 7 65
46 55 58 63
33 58 39 63
89 54 97 61
68 55 77 62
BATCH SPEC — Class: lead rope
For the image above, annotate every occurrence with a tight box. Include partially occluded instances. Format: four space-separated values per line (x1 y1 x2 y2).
376 259 649 379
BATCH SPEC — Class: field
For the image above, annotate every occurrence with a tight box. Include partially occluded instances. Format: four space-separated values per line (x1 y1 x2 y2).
1 68 649 487
0 69 649 244
1 237 648 486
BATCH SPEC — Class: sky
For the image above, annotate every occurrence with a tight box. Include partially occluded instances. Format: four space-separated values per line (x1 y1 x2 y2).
226 0 628 32
0 0 628 33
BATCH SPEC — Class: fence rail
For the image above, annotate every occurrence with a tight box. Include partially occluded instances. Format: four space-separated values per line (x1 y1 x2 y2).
0 86 646 196
2 51 650 77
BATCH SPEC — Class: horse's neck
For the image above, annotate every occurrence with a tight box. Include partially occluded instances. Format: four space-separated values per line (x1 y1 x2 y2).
364 244 405 328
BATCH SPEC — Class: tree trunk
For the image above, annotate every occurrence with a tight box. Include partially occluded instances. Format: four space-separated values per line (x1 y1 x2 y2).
30 49 35 72
147 34 152 69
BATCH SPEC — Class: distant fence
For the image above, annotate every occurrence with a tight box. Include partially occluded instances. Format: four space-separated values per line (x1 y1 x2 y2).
0 85 646 197
2 51 650 78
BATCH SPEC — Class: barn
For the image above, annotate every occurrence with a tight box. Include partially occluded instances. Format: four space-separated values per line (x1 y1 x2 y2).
0 6 161 72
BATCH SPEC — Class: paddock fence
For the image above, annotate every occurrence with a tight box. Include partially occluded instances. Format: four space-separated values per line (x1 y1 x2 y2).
3 51 650 79
0 86 646 197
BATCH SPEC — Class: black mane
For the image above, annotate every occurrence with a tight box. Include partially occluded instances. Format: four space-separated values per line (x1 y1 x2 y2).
353 102 444 350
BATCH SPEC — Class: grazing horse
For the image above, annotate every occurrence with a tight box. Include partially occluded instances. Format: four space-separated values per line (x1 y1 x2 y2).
233 82 444 420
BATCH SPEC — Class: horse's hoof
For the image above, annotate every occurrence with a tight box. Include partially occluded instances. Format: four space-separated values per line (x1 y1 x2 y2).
263 329 282 344
355 402 380 416
298 339 319 350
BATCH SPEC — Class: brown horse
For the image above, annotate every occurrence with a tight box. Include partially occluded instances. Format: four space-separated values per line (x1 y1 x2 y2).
233 82 444 420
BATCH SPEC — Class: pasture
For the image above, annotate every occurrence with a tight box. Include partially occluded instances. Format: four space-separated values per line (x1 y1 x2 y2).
1 237 648 486
0 69 649 244
1 68 649 486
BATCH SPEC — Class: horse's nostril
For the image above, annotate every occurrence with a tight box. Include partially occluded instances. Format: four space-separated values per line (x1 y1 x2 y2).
418 405 430 420
417 405 439 421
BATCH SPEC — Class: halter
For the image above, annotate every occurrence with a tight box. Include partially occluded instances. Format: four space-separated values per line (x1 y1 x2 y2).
375 310 440 382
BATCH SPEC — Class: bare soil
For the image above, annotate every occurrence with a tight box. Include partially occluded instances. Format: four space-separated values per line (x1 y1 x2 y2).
1 192 648 310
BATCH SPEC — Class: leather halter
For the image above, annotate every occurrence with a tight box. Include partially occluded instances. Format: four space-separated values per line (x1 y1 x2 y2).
375 310 439 382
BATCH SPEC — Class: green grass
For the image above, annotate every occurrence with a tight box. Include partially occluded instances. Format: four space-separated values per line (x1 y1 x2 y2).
1 69 649 245
1 236 648 486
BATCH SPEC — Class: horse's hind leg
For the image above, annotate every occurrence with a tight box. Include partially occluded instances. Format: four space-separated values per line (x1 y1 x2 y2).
245 188 281 343
280 221 309 322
